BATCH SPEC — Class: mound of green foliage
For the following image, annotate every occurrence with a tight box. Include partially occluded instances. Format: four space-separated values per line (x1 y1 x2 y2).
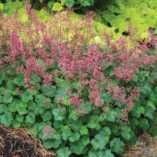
0 6 157 157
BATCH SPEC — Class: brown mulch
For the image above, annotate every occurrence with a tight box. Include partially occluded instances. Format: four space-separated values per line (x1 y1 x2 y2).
125 134 157 157
0 125 55 157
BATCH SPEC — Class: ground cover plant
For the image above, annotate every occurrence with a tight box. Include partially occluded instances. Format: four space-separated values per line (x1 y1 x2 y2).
0 5 157 157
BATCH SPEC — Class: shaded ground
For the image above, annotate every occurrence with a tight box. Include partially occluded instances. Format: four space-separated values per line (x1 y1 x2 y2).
0 125 55 157
125 134 157 157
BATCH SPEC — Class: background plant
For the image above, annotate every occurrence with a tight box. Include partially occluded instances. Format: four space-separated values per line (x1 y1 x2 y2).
0 0 103 12
94 0 157 40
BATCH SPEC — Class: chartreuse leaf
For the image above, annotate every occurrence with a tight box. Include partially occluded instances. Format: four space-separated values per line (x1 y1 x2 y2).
0 3 4 11
94 0 157 39
52 2 63 11
57 147 71 157
110 138 124 154
18 8 29 23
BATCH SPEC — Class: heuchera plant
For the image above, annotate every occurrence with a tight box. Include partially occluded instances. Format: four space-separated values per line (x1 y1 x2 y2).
0 5 157 157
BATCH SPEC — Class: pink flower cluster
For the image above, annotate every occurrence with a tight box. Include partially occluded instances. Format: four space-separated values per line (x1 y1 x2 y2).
24 57 45 86
109 86 126 103
1 6 157 114
114 63 139 82
10 31 24 58
70 94 81 106
141 56 156 65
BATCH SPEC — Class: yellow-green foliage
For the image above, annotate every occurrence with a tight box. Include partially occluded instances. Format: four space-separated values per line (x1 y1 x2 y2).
95 0 157 40
0 2 4 10
0 1 51 22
